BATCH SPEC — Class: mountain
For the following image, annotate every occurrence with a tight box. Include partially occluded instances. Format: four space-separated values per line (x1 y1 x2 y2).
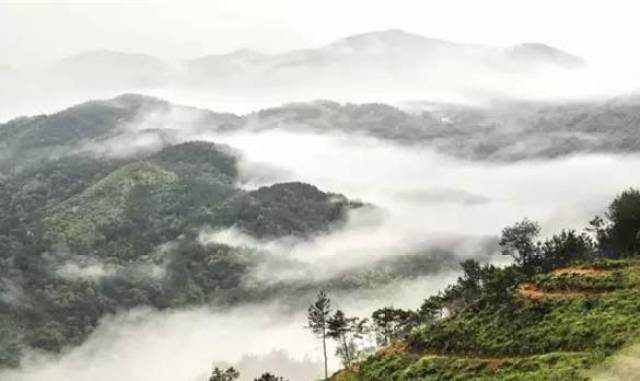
506 42 584 68
5 92 640 168
0 31 592 123
19 30 585 107
243 94 640 160
53 50 172 88
187 29 583 75
183 30 584 97
0 93 241 171
4 93 640 370
0 98 365 368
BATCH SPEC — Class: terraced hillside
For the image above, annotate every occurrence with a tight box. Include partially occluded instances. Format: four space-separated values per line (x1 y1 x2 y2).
333 259 640 381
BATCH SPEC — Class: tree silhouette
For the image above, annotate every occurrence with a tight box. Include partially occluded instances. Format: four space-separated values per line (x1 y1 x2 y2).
307 290 332 380
327 309 368 367
253 373 288 381
209 367 239 381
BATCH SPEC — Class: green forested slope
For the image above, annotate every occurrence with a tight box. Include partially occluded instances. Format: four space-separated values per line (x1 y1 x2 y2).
335 261 640 381
332 190 640 381
0 104 360 368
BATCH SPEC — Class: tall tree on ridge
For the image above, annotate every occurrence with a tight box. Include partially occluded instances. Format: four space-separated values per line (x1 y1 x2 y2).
307 290 332 380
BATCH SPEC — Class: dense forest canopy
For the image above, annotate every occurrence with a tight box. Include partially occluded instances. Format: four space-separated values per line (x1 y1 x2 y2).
0 103 366 367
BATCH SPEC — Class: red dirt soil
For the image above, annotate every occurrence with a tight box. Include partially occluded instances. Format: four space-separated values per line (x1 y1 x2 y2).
553 268 612 278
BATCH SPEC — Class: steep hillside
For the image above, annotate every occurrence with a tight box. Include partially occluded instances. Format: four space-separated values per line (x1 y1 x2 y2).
336 260 640 380
331 189 640 380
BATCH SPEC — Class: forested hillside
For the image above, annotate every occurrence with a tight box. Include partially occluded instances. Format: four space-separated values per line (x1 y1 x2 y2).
330 189 640 381
7 92 640 167
246 95 640 160
0 99 362 368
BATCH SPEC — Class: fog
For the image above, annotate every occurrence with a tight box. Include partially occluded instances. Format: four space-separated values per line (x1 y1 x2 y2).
4 27 640 123
4 56 640 124
219 130 632 236
1 275 457 381
3 4 640 378
4 94 640 379
7 122 637 380
187 129 636 289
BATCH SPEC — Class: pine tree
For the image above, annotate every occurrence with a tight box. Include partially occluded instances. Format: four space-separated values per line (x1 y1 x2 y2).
307 290 332 380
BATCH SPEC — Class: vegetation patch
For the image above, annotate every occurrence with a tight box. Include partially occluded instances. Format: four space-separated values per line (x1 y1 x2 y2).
328 189 640 380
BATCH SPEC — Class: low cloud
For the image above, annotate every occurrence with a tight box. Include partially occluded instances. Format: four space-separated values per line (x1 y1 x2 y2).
1 274 454 381
4 96 640 381
393 188 490 205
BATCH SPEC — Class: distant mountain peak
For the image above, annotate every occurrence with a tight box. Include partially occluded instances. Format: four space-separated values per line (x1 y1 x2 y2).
326 29 454 52
59 49 163 63
507 42 584 67
106 93 169 108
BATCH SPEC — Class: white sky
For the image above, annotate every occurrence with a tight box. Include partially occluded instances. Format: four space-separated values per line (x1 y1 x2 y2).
1 0 639 66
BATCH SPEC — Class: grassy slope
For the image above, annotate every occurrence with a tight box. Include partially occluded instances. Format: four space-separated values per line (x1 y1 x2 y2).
335 259 640 380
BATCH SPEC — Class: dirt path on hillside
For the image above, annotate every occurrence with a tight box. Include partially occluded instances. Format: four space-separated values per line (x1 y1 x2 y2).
553 268 612 278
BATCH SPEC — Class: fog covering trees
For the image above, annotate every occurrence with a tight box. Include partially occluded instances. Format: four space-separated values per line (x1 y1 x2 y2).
3 94 640 379
0 101 370 368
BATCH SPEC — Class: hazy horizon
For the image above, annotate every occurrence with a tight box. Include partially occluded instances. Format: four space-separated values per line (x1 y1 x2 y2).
2 1 640 67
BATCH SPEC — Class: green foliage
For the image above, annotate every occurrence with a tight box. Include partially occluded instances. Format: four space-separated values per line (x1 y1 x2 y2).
308 290 332 337
600 188 640 257
371 307 417 345
0 123 359 367
334 260 640 381
398 353 591 381
328 310 369 367
336 260 640 381
43 161 178 249
212 182 362 238
538 230 595 271
499 219 541 273
332 187 640 381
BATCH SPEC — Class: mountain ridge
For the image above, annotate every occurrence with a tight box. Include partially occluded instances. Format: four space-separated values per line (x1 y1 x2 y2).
4 92 640 169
